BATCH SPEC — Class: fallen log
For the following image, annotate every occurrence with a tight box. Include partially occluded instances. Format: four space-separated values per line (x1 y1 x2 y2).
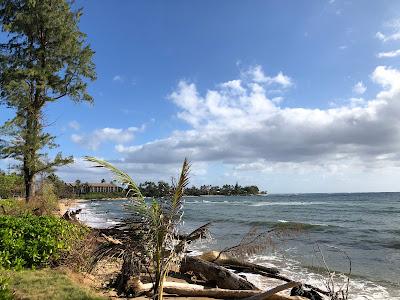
180 255 257 290
223 263 329 297
201 251 329 297
200 250 279 275
243 282 300 300
130 279 308 299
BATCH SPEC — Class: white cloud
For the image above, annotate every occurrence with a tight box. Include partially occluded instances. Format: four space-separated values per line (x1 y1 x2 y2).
376 19 400 42
113 75 123 82
352 81 367 95
376 31 400 42
71 134 84 144
71 125 145 150
68 120 80 131
377 49 400 58
245 66 293 88
114 65 400 178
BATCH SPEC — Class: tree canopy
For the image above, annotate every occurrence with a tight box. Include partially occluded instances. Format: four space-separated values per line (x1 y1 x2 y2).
0 0 96 200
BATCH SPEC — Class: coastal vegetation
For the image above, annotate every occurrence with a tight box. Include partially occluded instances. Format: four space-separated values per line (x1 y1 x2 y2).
0 269 106 300
0 214 88 269
0 1 353 299
0 0 96 201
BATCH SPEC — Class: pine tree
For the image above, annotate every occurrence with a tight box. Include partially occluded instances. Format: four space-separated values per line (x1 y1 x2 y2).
0 0 96 201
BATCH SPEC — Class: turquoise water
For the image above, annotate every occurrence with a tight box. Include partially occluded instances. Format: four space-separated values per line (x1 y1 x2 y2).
75 193 400 299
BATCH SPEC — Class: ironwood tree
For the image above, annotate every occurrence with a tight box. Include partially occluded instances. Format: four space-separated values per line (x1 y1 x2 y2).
0 0 96 201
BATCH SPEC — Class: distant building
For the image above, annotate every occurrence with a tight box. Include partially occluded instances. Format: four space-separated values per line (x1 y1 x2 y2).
70 182 122 195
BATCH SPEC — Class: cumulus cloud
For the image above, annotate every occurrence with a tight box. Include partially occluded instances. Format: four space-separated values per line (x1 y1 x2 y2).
57 156 207 184
377 49 400 58
114 65 400 174
71 125 145 150
352 81 367 95
246 65 293 87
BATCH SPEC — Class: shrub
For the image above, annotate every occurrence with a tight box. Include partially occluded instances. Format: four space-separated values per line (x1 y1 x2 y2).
0 215 89 269
32 181 59 215
0 182 59 216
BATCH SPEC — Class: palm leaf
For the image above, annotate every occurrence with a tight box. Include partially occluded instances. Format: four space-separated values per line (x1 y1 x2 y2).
169 158 190 221
84 156 147 217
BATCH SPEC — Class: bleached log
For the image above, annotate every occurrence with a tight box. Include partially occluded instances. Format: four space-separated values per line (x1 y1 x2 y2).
180 255 257 290
242 282 300 300
130 279 307 299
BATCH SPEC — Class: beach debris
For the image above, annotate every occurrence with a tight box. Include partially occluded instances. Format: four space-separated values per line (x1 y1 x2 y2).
180 255 258 290
62 208 82 222
243 282 301 300
200 250 279 275
291 286 323 300
129 278 306 299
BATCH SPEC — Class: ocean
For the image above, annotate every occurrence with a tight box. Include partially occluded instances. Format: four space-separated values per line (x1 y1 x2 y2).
74 193 400 299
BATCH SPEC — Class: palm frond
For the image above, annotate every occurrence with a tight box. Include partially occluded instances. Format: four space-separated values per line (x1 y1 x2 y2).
169 158 190 220
84 156 147 218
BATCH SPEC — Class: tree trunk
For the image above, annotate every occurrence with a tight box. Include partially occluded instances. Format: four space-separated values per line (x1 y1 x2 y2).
180 256 257 290
24 109 39 202
24 168 35 203
130 280 307 300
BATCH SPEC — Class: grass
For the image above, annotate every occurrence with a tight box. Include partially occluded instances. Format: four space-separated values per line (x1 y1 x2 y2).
0 268 106 300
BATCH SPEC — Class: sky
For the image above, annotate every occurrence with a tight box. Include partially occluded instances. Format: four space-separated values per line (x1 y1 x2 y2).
2 0 400 193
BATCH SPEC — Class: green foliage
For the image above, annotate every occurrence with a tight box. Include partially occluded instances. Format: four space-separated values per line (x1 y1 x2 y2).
0 0 96 200
0 215 89 269
0 182 60 216
32 181 59 214
0 171 24 198
0 198 30 216
2 269 106 300
46 173 74 199
139 181 262 197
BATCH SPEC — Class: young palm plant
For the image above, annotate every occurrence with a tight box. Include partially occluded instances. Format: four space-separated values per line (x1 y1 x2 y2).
85 156 190 300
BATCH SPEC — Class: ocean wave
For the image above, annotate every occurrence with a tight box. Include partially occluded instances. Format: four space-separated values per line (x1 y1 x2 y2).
249 201 326 207
272 221 327 231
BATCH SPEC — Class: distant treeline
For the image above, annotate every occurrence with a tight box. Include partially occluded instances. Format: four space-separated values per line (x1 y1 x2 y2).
139 181 265 197
0 170 265 199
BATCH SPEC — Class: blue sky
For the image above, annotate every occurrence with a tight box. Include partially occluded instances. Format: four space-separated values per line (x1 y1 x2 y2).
2 0 400 193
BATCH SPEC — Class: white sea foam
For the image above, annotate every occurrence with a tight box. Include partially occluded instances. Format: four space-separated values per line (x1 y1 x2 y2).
246 254 399 300
72 202 118 228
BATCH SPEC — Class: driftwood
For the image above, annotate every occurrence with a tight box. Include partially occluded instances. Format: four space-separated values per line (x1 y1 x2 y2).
130 279 307 299
200 251 329 297
243 282 300 300
180 255 258 290
200 250 279 275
